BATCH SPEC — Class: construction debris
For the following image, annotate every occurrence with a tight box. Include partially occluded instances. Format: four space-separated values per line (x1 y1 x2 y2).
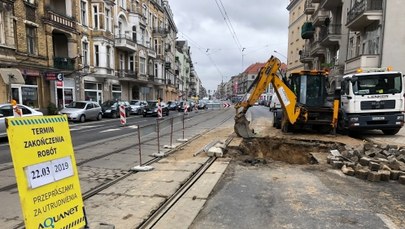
328 142 405 184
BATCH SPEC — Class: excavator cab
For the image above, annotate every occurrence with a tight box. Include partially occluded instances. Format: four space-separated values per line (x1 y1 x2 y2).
289 71 329 108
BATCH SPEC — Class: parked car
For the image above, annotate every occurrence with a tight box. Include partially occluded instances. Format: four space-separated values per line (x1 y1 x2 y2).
129 100 148 115
0 103 43 138
59 101 103 122
197 101 207 110
101 100 131 118
167 101 178 111
177 101 195 112
143 100 169 117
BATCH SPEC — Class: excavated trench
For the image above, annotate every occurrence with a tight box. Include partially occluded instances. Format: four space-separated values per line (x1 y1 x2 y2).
227 136 344 165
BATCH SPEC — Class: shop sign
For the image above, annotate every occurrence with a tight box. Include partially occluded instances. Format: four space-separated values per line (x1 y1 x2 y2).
21 69 41 77
45 73 64 81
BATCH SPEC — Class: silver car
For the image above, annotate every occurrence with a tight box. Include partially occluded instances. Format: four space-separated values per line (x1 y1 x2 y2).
59 101 102 122
129 100 148 115
0 104 44 138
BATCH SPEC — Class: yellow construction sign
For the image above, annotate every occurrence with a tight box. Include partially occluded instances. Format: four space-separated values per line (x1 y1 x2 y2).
7 115 85 229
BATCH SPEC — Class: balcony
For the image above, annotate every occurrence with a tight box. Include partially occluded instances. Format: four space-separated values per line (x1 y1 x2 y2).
320 0 342 10
115 34 137 52
148 49 156 58
312 8 329 26
345 54 380 73
44 11 76 32
299 49 314 63
319 24 342 45
304 0 315 15
153 27 169 36
53 57 75 70
115 70 138 79
310 41 326 56
346 0 383 31
147 76 164 84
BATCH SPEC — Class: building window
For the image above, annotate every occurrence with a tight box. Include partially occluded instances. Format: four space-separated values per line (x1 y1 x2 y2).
349 37 354 59
140 57 146 74
94 45 99 67
118 21 122 36
141 28 145 44
105 8 111 32
26 26 37 55
84 82 102 101
119 53 124 71
82 41 88 66
106 46 111 68
132 26 137 42
112 84 122 100
119 0 125 9
0 11 5 44
129 55 134 72
93 5 99 29
81 1 87 26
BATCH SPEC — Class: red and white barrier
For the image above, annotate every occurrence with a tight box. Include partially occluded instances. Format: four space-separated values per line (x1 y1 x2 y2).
157 101 162 119
184 103 188 115
119 105 126 125
11 100 22 117
223 103 231 108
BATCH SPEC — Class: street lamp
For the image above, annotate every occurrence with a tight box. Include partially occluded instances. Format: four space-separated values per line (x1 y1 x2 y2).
273 50 287 61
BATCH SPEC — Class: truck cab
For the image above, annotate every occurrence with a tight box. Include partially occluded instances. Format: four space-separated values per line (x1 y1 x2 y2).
339 69 405 135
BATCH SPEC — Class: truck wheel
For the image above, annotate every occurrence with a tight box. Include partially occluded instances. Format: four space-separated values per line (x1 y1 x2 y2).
382 128 400 135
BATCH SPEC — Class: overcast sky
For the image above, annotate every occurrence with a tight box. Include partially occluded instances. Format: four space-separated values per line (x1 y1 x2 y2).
169 0 290 92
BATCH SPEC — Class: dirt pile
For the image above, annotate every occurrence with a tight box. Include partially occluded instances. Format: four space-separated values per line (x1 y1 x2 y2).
328 142 405 184
228 136 344 165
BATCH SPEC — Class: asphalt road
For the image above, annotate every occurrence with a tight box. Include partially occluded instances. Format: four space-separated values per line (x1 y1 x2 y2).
190 106 405 229
0 110 192 164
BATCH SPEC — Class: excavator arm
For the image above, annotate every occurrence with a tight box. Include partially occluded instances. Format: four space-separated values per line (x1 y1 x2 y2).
234 56 302 138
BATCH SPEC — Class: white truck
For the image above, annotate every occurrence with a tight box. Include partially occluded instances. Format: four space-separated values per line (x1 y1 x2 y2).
337 68 405 135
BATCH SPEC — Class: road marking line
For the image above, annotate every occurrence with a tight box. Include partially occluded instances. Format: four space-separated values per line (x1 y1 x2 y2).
99 128 121 133
376 213 400 229
127 125 138 129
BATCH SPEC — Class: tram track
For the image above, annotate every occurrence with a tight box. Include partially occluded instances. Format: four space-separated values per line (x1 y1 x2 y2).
137 134 234 229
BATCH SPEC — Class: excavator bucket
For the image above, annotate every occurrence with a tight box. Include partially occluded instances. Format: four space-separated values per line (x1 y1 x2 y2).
234 112 256 138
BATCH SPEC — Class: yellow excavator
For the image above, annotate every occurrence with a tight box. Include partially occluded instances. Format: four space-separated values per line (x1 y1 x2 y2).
234 56 339 138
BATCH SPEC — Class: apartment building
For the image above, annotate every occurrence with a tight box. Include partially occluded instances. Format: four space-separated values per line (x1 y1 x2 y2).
288 0 405 91
0 0 197 113
174 40 201 100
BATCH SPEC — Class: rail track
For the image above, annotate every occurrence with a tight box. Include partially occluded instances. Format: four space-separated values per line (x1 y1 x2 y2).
137 134 234 229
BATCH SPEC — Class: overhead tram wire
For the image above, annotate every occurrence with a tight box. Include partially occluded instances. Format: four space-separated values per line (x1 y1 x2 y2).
213 0 243 54
177 31 225 82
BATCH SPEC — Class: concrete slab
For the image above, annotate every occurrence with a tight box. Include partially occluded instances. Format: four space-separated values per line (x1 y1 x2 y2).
153 197 206 229
227 137 243 148
184 159 230 199
85 194 165 229
0 167 17 187
153 159 207 172
0 190 23 229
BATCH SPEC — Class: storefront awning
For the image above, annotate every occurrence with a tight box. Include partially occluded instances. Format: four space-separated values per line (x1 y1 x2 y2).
0 68 25 85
